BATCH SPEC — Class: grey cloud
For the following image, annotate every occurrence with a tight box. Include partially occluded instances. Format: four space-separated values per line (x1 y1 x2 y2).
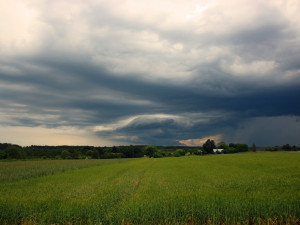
1 0 300 146
222 116 300 146
1 51 300 145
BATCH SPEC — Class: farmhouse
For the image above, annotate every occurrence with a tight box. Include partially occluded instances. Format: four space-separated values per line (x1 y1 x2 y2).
213 149 223 153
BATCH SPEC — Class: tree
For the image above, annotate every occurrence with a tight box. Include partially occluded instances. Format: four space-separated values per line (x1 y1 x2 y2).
61 150 71 159
0 150 6 159
229 143 248 152
143 145 158 158
218 142 228 150
175 149 185 156
153 151 163 158
86 150 93 157
72 150 80 159
282 144 291 151
92 149 99 159
252 143 256 152
202 139 216 154
236 144 248 152
223 147 237 154
6 146 22 159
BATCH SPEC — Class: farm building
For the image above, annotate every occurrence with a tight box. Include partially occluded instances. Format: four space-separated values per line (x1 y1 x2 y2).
213 149 223 153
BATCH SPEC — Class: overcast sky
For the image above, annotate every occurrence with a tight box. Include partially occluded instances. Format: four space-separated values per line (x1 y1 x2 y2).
0 0 299 147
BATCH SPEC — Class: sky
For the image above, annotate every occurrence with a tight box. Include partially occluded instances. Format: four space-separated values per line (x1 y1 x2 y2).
0 0 299 147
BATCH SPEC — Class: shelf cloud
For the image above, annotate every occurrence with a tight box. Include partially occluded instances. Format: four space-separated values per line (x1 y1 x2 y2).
0 0 299 146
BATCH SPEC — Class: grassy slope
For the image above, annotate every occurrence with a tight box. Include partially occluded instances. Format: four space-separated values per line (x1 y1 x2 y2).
0 152 299 224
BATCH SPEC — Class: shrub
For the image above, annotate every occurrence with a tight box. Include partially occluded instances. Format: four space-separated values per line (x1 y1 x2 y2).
153 152 163 158
173 152 181 157
175 149 185 156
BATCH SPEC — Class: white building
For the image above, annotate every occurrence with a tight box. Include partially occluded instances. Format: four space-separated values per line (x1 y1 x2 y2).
213 149 223 153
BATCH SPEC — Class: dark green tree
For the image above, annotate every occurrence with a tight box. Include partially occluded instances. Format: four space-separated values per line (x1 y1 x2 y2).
86 150 93 157
223 147 237 154
0 150 6 159
92 149 99 159
229 143 248 152
175 149 186 156
143 145 158 158
252 143 256 152
218 142 228 150
282 144 291 151
237 144 248 152
61 150 71 159
202 139 216 154
153 151 163 158
6 146 22 159
72 150 80 159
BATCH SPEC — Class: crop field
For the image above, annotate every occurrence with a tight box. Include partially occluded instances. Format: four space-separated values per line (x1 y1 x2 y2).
0 158 132 183
0 152 299 225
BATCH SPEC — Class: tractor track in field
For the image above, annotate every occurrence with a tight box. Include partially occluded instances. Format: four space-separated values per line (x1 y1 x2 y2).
106 159 155 221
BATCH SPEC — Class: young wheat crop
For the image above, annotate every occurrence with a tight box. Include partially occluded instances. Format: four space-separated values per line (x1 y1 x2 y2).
0 152 299 224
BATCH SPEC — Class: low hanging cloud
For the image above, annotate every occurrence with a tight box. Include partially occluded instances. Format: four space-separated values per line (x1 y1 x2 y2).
0 0 300 146
179 135 223 147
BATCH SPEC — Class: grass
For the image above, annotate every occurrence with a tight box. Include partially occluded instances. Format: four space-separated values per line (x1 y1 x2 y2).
0 158 132 183
0 152 299 224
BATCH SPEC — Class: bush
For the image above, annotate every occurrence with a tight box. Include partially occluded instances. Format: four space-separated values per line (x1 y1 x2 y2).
218 142 229 150
173 152 181 157
194 149 204 155
265 146 280 151
153 152 163 158
228 143 249 153
175 149 186 156
223 147 237 154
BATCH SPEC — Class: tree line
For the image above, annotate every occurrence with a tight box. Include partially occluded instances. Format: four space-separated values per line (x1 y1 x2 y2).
0 141 298 160
0 144 199 160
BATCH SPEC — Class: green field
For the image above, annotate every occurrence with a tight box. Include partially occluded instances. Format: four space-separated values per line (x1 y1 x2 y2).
0 152 299 224
0 158 132 183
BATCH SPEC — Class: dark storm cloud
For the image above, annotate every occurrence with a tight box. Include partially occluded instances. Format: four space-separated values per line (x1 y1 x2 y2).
1 49 300 145
1 0 300 146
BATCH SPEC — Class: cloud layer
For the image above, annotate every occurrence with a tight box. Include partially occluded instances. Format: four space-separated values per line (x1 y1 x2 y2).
0 0 299 146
